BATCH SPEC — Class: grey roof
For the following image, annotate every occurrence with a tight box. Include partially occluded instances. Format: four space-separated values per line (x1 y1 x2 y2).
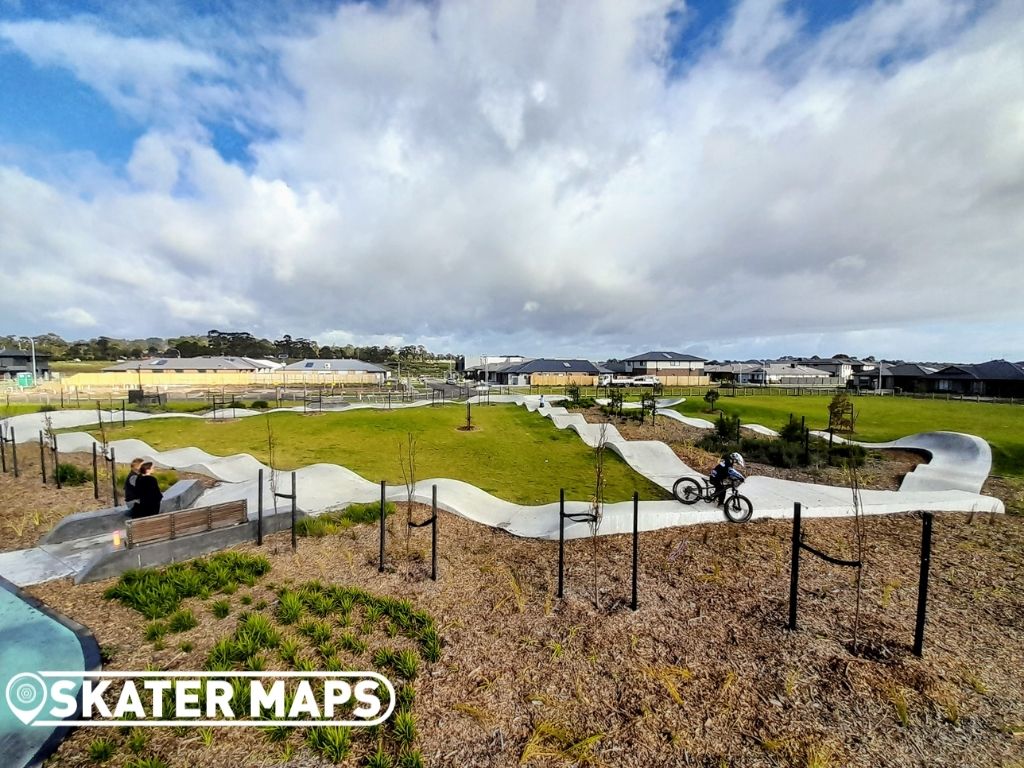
0 348 50 358
622 351 706 363
282 359 387 373
930 360 1024 381
886 363 938 377
103 356 275 372
509 359 601 374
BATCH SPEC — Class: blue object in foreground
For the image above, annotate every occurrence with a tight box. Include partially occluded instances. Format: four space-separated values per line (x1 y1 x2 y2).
0 576 100 767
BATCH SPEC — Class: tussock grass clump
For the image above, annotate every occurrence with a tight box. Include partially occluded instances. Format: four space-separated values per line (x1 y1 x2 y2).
306 725 352 762
104 553 270 619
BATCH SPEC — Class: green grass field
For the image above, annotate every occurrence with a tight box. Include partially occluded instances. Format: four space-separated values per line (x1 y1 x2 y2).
87 404 668 505
673 394 1024 477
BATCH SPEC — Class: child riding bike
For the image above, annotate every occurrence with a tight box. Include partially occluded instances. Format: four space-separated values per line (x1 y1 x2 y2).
709 452 746 507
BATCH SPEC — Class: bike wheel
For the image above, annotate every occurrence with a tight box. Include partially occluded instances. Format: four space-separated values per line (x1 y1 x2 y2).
672 477 703 505
723 494 753 523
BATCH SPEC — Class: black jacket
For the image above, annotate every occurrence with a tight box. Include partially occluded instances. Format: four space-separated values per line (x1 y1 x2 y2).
133 474 163 517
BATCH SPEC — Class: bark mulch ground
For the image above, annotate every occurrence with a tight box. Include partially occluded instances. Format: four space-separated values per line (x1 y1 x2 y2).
27 505 1024 768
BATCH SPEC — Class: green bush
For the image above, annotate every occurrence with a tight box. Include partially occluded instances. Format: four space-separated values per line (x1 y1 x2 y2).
696 432 866 470
56 462 91 486
251 400 270 409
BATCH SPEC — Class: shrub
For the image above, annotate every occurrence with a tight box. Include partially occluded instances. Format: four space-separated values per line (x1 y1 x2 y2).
56 462 91 486
276 591 303 624
251 400 270 409
211 600 231 619
393 710 416 748
306 725 351 762
167 609 198 633
38 404 58 412
88 737 117 762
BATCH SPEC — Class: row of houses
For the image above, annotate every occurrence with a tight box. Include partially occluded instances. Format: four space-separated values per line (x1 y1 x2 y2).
459 351 710 386
707 356 1024 397
4 348 1023 398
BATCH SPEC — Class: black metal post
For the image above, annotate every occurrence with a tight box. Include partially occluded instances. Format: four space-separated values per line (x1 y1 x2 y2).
631 491 639 611
257 468 264 546
92 442 99 499
110 447 119 506
39 431 47 485
0 428 6 473
557 488 565 599
379 480 386 572
96 402 102 431
121 401 126 428
52 435 61 489
788 502 801 630
913 512 934 657
290 471 297 552
11 429 17 478
431 484 438 581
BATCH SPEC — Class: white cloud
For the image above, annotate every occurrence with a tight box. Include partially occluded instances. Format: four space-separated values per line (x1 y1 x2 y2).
48 307 97 327
1 0 1022 361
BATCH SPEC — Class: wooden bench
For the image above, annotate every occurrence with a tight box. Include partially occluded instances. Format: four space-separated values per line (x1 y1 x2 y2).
126 500 248 548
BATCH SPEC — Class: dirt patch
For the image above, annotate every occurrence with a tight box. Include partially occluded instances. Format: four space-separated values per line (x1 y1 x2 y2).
26 508 1024 768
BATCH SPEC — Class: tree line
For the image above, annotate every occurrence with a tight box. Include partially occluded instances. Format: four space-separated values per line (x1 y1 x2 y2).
1 331 454 364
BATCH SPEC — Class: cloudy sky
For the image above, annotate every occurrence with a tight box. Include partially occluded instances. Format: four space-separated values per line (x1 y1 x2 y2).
1 0 1021 362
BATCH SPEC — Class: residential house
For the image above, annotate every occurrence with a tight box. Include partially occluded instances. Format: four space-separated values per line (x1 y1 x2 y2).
103 356 279 373
925 360 1024 398
620 351 709 385
492 359 601 386
0 348 51 380
282 359 389 384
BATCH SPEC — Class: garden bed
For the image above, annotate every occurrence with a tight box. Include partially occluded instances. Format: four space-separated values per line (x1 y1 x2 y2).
27 504 1024 767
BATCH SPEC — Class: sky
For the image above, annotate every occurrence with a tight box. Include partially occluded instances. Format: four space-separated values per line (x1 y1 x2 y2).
0 0 1022 363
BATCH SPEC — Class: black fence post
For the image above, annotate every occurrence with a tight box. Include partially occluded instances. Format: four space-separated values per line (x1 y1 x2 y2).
557 488 565 599
110 447 119 506
92 442 99 499
39 431 47 485
290 471 297 552
913 512 934 657
631 491 639 611
11 428 17 478
788 502 802 630
0 427 6 473
379 480 386 573
257 468 264 546
431 484 438 582
51 435 61 489
121 401 126 428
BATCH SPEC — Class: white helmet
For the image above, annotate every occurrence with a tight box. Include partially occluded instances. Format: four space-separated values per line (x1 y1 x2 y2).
730 452 745 468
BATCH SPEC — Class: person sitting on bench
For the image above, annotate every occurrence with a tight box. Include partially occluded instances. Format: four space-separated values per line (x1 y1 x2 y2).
132 462 163 518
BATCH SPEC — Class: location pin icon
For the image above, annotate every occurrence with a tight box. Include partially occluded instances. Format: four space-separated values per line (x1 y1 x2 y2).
5 673 48 725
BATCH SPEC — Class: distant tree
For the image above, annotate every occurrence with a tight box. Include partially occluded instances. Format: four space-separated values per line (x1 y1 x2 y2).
704 388 720 412
828 392 857 434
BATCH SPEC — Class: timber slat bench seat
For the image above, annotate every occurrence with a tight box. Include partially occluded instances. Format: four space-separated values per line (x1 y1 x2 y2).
126 500 248 548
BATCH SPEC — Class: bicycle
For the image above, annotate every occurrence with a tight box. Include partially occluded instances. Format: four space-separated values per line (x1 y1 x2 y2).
672 475 753 523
